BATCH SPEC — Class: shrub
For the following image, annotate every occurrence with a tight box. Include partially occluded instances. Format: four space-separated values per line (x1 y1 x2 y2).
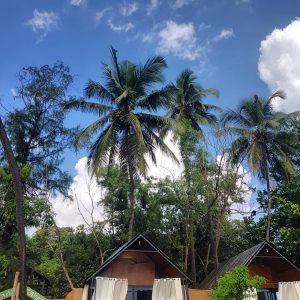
211 265 265 300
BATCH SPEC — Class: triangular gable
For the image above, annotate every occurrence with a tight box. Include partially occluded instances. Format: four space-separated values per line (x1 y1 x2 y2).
85 233 190 283
199 241 300 289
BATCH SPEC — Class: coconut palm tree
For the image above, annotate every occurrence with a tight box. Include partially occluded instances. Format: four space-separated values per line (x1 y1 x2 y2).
222 91 299 241
64 47 176 240
165 69 219 137
163 69 219 283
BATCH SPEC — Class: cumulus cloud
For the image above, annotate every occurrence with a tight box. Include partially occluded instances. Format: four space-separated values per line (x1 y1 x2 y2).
216 153 254 219
26 9 58 41
120 2 139 16
258 19 300 112
147 134 183 179
214 28 235 42
51 135 182 228
95 8 110 22
108 19 134 32
170 0 195 9
69 0 85 6
52 157 104 228
155 21 204 61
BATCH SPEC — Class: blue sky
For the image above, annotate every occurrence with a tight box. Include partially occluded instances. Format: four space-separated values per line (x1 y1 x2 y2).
1 0 300 177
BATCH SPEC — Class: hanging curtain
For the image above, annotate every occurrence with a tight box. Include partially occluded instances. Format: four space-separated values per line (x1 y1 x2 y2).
279 282 300 300
152 278 184 300
95 277 128 300
113 280 128 300
82 285 89 300
173 278 184 300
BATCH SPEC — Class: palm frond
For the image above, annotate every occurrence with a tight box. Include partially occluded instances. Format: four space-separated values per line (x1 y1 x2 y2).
84 80 115 104
63 98 112 116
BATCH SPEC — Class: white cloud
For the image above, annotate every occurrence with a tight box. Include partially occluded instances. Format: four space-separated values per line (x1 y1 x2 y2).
142 32 156 43
198 23 211 32
216 153 254 219
214 28 235 42
170 0 195 9
155 21 204 61
69 0 85 6
51 136 181 228
108 19 134 32
120 2 139 16
236 0 251 4
146 0 161 15
258 19 300 112
147 134 183 179
52 157 104 228
95 8 110 21
11 88 17 97
26 9 58 41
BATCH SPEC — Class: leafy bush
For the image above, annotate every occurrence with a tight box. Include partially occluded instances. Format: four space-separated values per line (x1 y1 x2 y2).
211 265 265 300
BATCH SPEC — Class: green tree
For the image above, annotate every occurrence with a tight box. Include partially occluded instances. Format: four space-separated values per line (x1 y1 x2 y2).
0 117 26 300
6 62 78 196
222 92 299 241
163 69 219 282
211 265 265 300
64 47 176 240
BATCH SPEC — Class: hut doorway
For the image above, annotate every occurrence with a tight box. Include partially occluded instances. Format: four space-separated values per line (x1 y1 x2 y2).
136 290 152 300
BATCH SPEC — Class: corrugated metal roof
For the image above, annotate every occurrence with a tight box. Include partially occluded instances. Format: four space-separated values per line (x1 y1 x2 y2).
85 233 190 283
199 241 300 289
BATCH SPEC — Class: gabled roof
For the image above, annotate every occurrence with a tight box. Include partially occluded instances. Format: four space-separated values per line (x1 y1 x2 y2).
199 241 300 289
85 233 190 283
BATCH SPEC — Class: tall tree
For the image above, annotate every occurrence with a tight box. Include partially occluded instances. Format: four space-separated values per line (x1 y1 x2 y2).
64 47 176 240
6 62 78 196
222 92 299 241
0 117 26 300
163 69 219 283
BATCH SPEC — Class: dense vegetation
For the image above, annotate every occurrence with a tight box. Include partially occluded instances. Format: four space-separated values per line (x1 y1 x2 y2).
0 48 299 298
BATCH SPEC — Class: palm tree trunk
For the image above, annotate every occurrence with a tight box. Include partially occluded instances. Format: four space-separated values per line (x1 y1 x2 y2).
0 117 26 300
265 170 272 242
190 228 197 284
126 129 136 241
128 169 135 241
181 148 196 284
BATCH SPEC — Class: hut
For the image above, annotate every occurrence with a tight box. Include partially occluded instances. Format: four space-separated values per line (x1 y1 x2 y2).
85 234 190 300
199 241 300 299
27 269 51 296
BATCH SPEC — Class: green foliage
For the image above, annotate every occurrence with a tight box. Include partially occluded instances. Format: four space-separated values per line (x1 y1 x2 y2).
64 47 175 178
222 92 298 183
5 62 79 196
211 266 265 300
0 255 9 279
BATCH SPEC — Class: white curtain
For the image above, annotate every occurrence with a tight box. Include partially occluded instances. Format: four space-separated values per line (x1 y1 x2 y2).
279 282 300 300
243 288 257 300
82 285 89 300
113 280 128 300
95 277 128 300
152 278 183 300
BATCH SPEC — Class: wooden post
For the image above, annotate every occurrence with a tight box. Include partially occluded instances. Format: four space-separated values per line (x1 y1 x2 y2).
15 283 20 300
11 272 20 300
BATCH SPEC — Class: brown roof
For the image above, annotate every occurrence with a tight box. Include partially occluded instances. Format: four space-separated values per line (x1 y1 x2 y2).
85 233 190 283
199 241 300 289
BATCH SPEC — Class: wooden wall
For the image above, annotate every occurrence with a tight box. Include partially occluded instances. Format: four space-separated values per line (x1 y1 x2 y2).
249 260 300 289
249 262 274 288
111 251 155 286
188 289 210 300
